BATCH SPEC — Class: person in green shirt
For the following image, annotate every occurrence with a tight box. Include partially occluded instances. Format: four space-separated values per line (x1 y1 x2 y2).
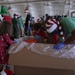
12 14 19 38
17 16 24 37
45 16 75 50
54 17 75 50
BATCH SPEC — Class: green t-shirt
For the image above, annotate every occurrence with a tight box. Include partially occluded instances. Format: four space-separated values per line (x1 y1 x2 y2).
17 18 24 28
60 17 75 38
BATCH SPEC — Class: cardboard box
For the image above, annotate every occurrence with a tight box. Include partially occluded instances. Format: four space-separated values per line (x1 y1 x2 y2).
8 45 75 75
14 66 74 75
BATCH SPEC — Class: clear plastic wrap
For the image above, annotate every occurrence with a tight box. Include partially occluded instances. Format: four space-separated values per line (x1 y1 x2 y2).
8 42 28 53
8 36 75 59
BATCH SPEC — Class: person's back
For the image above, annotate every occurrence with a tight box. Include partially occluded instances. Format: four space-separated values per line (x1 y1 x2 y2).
3 15 12 24
12 14 19 38
25 13 32 36
25 14 31 27
17 17 24 36
18 17 24 27
53 16 75 48
60 17 75 38
12 17 17 25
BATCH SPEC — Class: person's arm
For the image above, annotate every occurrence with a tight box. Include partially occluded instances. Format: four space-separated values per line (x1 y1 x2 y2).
27 20 31 31
64 30 75 44
28 20 30 26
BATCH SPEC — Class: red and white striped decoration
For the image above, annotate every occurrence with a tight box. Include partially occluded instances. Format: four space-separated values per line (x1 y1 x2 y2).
45 18 57 33
57 21 65 41
45 18 65 41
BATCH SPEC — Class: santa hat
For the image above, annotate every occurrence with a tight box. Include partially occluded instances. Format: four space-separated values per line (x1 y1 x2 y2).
0 5 7 15
45 18 65 41
57 21 65 40
45 19 57 33
1 70 13 75
37 17 41 22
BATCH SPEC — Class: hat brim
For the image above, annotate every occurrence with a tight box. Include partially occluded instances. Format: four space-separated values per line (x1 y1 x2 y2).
47 24 57 33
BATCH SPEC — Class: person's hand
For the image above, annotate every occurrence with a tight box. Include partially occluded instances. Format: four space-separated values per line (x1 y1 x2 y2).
35 35 41 40
53 42 66 50
14 39 19 43
28 26 31 31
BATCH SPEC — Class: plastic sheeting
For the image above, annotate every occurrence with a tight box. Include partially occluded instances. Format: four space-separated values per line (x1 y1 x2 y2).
8 37 75 59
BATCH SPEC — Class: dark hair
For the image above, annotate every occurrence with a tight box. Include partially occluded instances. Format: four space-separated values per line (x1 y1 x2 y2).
0 21 12 37
46 14 48 16
34 23 42 31
64 15 67 17
13 13 16 17
1 14 4 17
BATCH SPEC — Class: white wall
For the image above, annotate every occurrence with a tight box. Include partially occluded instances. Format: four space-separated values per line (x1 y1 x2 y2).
1 2 75 21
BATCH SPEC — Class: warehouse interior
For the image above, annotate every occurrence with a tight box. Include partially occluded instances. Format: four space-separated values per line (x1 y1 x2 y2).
0 0 75 75
0 0 75 21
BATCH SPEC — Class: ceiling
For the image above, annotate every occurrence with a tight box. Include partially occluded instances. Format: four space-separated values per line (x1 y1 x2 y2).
0 0 72 4
0 0 74 6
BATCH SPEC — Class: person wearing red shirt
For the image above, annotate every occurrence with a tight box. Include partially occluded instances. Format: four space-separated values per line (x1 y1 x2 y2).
1 14 13 37
3 15 12 24
0 6 15 65
33 23 47 43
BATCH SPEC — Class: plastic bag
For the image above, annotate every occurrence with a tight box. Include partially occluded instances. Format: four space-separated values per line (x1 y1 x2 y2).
8 36 75 59
60 46 75 58
28 43 75 59
8 42 28 53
